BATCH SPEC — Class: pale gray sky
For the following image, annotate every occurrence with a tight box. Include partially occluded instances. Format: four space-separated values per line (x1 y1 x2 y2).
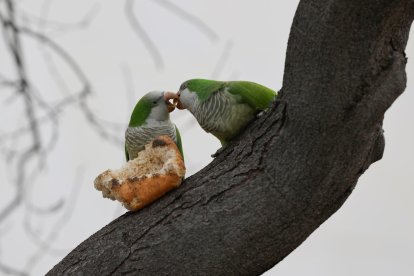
0 1 412 275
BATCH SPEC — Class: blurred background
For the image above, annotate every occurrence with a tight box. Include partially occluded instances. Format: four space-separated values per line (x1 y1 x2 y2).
0 1 412 275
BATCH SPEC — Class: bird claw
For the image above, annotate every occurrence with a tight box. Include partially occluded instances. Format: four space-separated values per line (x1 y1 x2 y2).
256 110 266 118
211 147 225 158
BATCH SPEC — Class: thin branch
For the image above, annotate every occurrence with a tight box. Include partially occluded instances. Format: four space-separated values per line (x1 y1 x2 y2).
210 40 233 79
0 2 127 274
19 26 123 145
0 262 28 276
125 0 164 69
0 72 16 87
153 0 218 42
18 1 100 35
0 0 42 224
0 91 79 144
18 26 88 84
0 79 17 88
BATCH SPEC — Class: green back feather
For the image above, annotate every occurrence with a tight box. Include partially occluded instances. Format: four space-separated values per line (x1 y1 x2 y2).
186 79 276 109
125 144 130 161
175 125 184 160
175 126 185 179
186 79 224 102
128 96 152 127
227 81 277 110
126 95 152 161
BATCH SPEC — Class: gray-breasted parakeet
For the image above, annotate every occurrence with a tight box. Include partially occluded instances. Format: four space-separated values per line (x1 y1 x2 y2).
174 79 276 151
125 91 183 161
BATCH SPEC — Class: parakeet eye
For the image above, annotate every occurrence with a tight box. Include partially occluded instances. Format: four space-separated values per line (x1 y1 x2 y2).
152 101 157 104
180 83 187 90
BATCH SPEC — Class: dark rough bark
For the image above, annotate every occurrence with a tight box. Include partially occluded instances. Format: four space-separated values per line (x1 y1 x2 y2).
49 0 413 275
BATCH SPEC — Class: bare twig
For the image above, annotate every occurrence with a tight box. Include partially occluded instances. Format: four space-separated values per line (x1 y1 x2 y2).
19 26 123 145
35 0 98 97
0 0 42 224
125 0 164 69
18 1 100 35
0 262 28 276
0 2 122 273
211 40 233 79
154 0 218 42
0 91 80 145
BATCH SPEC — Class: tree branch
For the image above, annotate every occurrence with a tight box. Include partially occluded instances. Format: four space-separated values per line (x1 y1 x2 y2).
48 0 414 275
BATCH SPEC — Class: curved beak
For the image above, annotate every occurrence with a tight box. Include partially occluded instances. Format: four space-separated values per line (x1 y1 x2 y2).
173 91 185 110
163 91 177 113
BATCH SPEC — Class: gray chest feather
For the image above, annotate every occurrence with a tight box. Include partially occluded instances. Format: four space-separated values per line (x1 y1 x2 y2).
125 121 176 159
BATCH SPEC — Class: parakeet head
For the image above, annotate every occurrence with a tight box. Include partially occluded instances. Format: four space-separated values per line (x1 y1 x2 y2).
174 79 224 110
128 91 177 127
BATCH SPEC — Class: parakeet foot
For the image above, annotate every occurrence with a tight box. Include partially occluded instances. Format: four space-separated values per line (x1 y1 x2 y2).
211 147 225 158
256 110 266 118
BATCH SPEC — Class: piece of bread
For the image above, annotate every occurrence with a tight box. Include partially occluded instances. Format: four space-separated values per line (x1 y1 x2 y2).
94 136 185 211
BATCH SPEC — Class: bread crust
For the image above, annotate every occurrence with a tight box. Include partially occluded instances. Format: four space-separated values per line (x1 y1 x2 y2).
94 136 185 211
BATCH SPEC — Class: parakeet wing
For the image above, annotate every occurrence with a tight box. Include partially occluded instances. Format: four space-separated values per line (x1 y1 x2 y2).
125 144 130 161
227 81 277 110
128 98 152 128
175 125 184 159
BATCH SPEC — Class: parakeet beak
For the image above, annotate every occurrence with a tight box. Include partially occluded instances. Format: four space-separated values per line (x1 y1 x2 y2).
173 91 185 110
163 92 177 113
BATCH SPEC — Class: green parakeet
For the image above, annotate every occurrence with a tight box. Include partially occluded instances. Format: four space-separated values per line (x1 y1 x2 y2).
174 79 276 148
125 91 183 161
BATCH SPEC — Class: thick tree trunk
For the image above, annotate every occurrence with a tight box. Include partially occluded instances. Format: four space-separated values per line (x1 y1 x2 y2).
48 0 413 275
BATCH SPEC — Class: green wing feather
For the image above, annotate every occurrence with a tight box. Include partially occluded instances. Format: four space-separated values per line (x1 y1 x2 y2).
175 125 184 160
128 97 152 127
186 79 224 102
185 79 277 108
125 144 130 161
227 81 277 110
